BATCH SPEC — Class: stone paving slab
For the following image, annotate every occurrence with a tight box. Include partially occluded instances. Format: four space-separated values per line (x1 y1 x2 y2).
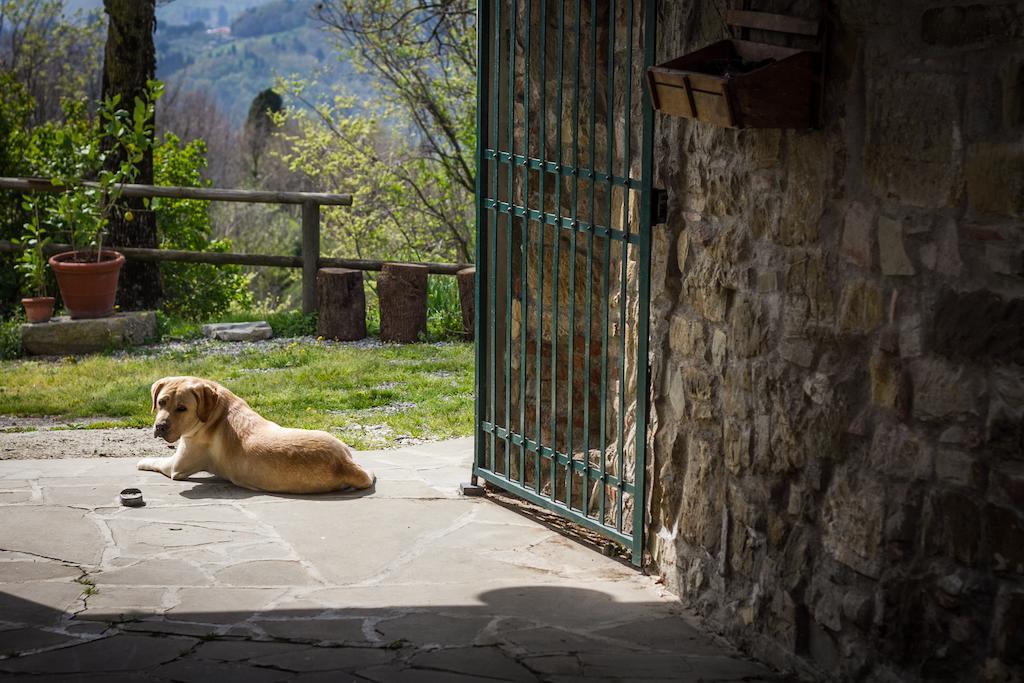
0 438 787 681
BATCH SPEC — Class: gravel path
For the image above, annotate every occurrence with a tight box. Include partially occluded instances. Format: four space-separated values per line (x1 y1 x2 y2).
0 426 174 460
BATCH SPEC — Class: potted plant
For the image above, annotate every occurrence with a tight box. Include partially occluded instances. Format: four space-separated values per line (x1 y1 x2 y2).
14 204 55 323
47 82 161 319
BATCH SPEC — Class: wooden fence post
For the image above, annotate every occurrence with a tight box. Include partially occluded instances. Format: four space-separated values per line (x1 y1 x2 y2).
457 266 476 341
301 201 320 315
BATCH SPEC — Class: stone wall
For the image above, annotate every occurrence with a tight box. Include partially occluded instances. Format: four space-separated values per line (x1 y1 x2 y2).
645 1 1024 680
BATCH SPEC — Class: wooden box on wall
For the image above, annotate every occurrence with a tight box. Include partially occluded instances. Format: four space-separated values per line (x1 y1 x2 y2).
646 9 824 129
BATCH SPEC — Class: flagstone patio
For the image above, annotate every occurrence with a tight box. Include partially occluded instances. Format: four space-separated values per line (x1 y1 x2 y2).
0 438 783 681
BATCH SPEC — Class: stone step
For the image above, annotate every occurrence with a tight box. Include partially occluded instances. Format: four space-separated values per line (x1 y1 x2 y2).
21 311 157 356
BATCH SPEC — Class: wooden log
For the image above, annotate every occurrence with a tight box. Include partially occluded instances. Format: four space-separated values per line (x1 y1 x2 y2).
457 266 476 341
378 263 428 343
317 268 366 341
0 177 352 205
0 240 472 275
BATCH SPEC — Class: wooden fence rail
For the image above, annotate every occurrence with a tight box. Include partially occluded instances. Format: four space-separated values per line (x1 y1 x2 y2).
0 177 471 313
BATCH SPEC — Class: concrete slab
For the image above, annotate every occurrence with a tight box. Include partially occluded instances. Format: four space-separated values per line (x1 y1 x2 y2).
0 439 785 681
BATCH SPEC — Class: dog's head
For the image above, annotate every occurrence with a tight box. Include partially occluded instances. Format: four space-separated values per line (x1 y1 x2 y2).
151 376 221 442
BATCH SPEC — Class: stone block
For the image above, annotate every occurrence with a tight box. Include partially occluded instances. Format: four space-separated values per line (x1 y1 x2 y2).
869 422 932 481
931 289 1024 364
780 337 815 368
724 419 752 475
966 143 1024 217
679 436 723 553
202 321 272 342
316 268 366 341
899 314 924 358
822 467 885 578
841 202 874 270
756 270 782 292
878 216 915 276
911 357 984 421
378 263 428 343
865 71 963 208
936 448 985 489
920 217 963 276
987 365 1024 450
843 590 874 629
869 348 901 408
710 329 728 371
22 311 157 355
838 280 883 334
925 491 982 566
668 314 705 358
985 504 1024 573
730 295 766 358
986 245 1024 275
780 133 827 245
992 589 1024 662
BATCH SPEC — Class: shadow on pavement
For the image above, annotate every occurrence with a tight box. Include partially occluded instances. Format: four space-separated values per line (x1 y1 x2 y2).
0 586 788 681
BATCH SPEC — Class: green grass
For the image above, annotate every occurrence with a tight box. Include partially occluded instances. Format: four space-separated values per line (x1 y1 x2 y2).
0 340 474 449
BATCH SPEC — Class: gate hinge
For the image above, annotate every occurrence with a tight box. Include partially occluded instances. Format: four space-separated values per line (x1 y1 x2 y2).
652 188 668 225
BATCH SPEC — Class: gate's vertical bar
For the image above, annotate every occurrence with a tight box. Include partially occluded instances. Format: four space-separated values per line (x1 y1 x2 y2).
598 0 616 527
534 0 547 494
582 0 598 520
519 0 531 488
505 0 517 481
616 0 634 534
564 0 582 511
550 0 565 504
489 0 502 475
631 0 657 567
474 0 492 478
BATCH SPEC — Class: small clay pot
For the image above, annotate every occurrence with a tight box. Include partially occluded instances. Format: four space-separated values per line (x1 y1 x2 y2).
21 296 55 324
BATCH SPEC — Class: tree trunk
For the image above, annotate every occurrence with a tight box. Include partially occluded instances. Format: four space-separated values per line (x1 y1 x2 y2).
102 0 162 311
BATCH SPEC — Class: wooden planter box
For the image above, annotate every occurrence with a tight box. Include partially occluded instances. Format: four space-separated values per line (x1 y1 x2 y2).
647 10 823 129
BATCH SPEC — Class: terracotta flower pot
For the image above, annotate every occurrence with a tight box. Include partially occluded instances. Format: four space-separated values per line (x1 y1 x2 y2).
21 296 55 324
48 250 125 320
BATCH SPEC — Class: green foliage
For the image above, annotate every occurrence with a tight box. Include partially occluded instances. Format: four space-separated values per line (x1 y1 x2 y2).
426 276 465 341
12 204 51 297
0 74 34 317
265 310 317 337
280 0 477 265
0 315 24 360
45 81 164 256
153 134 253 320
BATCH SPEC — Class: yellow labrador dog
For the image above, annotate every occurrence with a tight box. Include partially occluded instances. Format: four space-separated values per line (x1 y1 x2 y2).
139 376 375 494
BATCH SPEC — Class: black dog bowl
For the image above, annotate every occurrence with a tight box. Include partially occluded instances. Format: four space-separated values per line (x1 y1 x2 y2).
120 488 145 507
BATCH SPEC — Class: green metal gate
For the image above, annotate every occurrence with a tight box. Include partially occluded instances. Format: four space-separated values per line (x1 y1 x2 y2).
473 0 657 565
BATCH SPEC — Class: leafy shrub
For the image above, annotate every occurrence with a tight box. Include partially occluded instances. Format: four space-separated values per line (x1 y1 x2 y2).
154 134 253 320
265 310 317 337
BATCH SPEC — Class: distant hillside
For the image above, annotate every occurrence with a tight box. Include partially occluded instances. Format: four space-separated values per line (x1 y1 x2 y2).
65 0 372 127
231 0 315 37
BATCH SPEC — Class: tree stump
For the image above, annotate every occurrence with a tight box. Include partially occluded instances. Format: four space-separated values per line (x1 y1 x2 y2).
457 267 475 341
317 268 366 341
378 263 428 343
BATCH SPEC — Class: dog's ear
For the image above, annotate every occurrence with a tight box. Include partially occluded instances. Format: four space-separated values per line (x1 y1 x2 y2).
151 378 169 413
193 382 220 423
